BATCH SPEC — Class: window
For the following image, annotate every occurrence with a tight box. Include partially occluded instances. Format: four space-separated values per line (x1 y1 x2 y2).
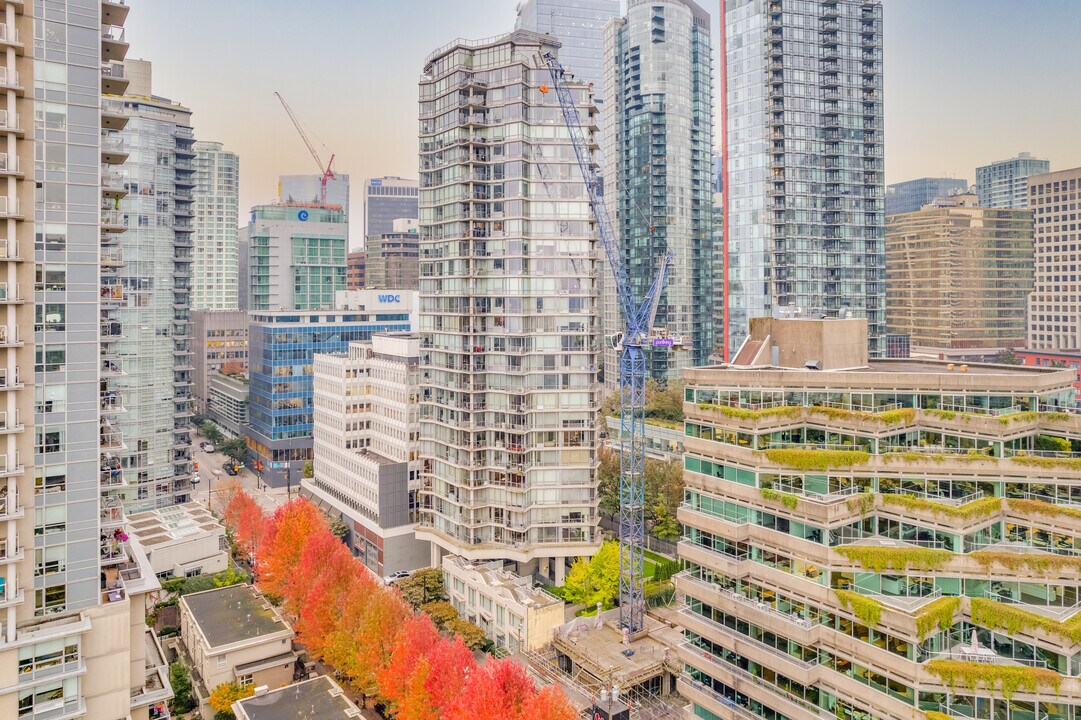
18 677 78 717
34 506 65 535
35 345 65 373
18 636 78 675
35 428 62 454
217 655 226 669
35 586 66 615
35 546 65 577
34 466 65 495
239 674 253 688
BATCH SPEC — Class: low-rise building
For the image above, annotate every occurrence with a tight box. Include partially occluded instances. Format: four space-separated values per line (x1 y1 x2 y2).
233 676 361 720
442 555 563 653
605 416 684 460
304 334 429 576
193 310 249 415
208 372 250 438
126 502 229 579
178 585 297 717
1017 348 1081 403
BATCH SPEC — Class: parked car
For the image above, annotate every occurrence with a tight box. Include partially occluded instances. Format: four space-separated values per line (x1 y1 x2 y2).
190 473 200 485
384 570 410 585
222 462 239 476
200 442 216 453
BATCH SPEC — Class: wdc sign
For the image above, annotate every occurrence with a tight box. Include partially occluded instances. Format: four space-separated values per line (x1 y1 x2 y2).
378 294 400 303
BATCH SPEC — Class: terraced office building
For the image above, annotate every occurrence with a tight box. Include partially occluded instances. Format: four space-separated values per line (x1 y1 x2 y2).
676 316 1081 720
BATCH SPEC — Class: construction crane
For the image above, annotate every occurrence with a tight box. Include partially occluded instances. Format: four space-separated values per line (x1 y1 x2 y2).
540 52 672 635
274 91 336 207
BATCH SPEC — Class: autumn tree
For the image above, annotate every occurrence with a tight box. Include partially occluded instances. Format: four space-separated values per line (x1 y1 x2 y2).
563 540 620 609
220 360 244 377
520 686 580 720
257 499 328 599
223 490 265 562
216 477 243 520
208 681 253 717
377 613 440 714
446 658 538 720
280 528 352 617
298 564 377 661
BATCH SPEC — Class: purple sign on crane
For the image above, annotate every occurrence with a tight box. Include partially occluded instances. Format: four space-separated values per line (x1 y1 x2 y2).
652 338 675 347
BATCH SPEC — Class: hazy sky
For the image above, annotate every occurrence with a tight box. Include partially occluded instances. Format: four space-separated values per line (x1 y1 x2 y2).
125 0 1081 230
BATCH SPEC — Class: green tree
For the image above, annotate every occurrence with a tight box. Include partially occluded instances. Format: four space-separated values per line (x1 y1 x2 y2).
328 513 349 540
220 437 248 464
447 617 488 650
302 460 315 478
597 447 620 518
209 682 253 717
992 348 1023 365
201 421 224 445
651 501 680 541
421 599 459 631
563 541 620 609
644 457 683 536
645 380 685 423
395 567 446 608
168 662 195 714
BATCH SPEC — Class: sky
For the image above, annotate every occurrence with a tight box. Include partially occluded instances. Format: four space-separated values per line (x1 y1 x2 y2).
125 0 1081 235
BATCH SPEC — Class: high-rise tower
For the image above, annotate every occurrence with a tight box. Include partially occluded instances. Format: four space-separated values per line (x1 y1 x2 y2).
602 0 715 385
0 3 174 717
415 32 601 582
194 141 240 310
722 0 885 358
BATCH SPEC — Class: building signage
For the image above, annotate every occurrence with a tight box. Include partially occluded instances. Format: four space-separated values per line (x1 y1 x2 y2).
652 338 675 347
297 209 309 221
378 294 400 303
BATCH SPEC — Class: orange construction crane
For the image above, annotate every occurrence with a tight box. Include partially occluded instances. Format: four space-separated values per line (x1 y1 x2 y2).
274 91 336 207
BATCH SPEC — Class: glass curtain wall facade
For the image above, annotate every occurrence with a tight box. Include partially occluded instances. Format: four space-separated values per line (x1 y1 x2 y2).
602 0 714 384
112 96 194 512
362 177 418 241
514 0 620 99
885 176 968 216
975 152 1050 210
724 0 885 356
245 310 411 488
248 203 347 311
416 32 601 580
193 140 239 310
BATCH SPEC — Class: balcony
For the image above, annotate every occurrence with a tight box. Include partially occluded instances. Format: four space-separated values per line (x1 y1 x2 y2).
100 321 124 341
100 496 125 529
101 453 123 487
0 66 21 94
101 532 129 566
0 537 23 563
102 0 130 27
102 168 127 198
101 97 128 130
0 487 23 520
100 24 128 62
101 209 126 232
101 133 128 164
0 325 21 347
101 419 124 450
0 282 21 304
0 409 22 435
0 153 21 178
0 453 22 477
0 23 23 53
101 390 125 415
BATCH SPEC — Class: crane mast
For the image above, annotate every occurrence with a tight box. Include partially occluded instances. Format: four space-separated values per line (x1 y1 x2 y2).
274 91 336 207
540 52 671 634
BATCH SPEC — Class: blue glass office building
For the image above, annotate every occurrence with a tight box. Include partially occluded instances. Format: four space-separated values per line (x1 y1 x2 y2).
245 296 414 487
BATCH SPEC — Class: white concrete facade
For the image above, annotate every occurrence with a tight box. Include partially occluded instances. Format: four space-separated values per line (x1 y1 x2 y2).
1027 167 1081 351
307 334 429 576
194 141 240 310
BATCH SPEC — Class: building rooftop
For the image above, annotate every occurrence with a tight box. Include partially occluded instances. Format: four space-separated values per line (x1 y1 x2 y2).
127 502 223 547
444 556 562 609
182 584 290 649
233 676 361 720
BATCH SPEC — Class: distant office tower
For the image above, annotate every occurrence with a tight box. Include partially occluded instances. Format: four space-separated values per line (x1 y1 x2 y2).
193 141 240 310
886 176 968 215
1027 167 1081 349
248 204 347 310
245 293 415 488
603 0 714 384
0 4 175 716
515 0 619 98
347 250 366 289
112 74 195 511
306 333 430 577
279 173 350 217
363 177 418 239
886 193 1033 355
367 218 419 290
722 0 885 358
192 310 249 415
417 32 601 581
976 152 1050 209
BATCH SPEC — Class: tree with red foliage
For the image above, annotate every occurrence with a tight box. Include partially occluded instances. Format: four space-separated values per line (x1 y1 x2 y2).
299 564 378 662
228 492 265 562
520 685 581 720
377 613 440 712
257 498 327 599
279 528 351 616
445 657 538 720
416 633 475 719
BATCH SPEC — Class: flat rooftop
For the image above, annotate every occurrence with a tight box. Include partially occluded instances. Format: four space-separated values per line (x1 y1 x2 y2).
182 584 290 649
234 676 360 720
445 556 562 609
553 610 679 690
128 502 223 547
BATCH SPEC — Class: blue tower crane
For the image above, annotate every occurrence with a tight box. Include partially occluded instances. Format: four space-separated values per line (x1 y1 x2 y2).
540 52 671 634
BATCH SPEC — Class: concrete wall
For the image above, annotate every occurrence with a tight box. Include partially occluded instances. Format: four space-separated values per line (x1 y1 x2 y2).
747 317 869 370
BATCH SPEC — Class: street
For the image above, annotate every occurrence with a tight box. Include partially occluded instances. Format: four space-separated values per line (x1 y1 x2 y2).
189 431 289 515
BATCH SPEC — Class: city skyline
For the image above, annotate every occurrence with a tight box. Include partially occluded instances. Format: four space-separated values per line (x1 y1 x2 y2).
124 0 1081 227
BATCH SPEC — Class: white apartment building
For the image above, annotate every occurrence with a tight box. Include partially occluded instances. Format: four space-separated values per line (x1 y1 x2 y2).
442 555 564 653
1027 167 1081 350
416 31 602 584
193 141 240 310
303 333 429 577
